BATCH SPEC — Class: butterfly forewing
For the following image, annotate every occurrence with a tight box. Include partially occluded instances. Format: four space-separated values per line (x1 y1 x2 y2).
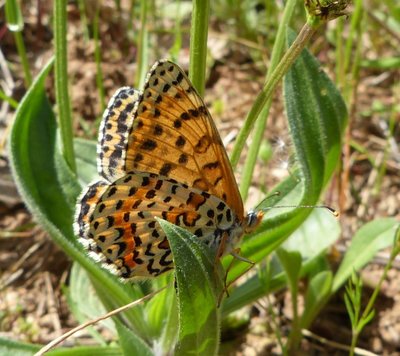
123 61 244 217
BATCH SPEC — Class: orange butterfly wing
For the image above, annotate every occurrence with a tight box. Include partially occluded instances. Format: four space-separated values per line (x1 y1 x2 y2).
98 60 244 219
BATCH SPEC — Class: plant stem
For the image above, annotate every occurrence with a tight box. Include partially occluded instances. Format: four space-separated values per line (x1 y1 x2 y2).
6 0 32 87
189 0 210 96
94 3 106 113
343 0 363 82
170 0 183 62
54 0 76 173
239 0 297 200
339 0 363 210
231 23 318 170
135 0 149 88
373 112 396 195
0 90 18 108
77 0 89 43
14 31 32 87
335 17 344 85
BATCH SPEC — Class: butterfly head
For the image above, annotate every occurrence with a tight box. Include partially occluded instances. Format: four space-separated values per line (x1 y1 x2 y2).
222 210 263 253
244 210 264 233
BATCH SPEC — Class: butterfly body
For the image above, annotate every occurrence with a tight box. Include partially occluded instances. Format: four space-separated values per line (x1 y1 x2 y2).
75 60 263 279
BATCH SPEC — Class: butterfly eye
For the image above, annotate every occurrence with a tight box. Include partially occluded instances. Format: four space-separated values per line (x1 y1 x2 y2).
245 210 263 232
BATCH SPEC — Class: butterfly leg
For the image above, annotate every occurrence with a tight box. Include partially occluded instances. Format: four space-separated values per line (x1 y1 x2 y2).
213 233 230 307
227 249 255 287
217 248 255 306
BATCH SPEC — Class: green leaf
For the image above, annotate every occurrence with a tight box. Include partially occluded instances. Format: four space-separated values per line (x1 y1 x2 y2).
115 320 153 356
157 219 222 356
225 28 347 281
223 257 329 318
8 60 153 339
74 138 98 185
361 57 400 70
358 310 375 331
158 289 179 353
300 271 333 329
47 346 122 355
282 208 340 259
333 218 398 292
344 292 355 326
276 248 302 294
9 58 79 245
0 337 39 356
284 29 347 193
276 248 302 330
142 276 179 353
144 275 176 340
67 262 115 343
222 208 338 315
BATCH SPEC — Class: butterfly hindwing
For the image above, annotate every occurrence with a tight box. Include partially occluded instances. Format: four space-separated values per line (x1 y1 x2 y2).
98 87 141 181
75 171 236 278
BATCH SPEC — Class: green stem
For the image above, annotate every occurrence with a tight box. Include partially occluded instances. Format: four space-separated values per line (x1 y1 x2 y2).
189 0 210 96
239 0 297 200
14 31 32 87
170 0 183 62
0 90 18 108
349 330 358 356
343 0 363 80
373 112 396 194
5 0 31 87
77 0 90 43
231 23 318 170
288 286 301 353
94 3 106 112
135 0 149 88
54 0 76 173
335 17 344 85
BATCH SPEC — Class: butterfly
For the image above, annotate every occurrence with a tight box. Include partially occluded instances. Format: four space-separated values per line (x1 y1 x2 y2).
74 60 264 279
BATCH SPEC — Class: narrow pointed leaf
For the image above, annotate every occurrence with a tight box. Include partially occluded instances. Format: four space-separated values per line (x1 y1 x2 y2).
358 310 375 331
8 60 152 338
74 138 98 184
157 219 222 356
276 248 302 293
68 263 115 339
333 218 398 292
9 58 79 242
300 271 333 329
145 277 176 339
226 28 347 281
115 320 153 356
0 337 40 356
344 293 355 325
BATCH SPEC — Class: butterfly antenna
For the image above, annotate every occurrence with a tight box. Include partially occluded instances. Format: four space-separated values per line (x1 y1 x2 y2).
260 204 340 217
266 191 281 199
